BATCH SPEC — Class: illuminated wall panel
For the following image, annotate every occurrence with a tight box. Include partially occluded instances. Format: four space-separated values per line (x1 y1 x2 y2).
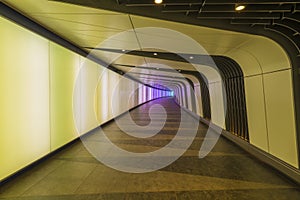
118 77 137 113
96 69 109 124
143 86 147 102
117 77 128 113
108 71 120 120
150 88 153 100
194 84 203 117
208 81 225 129
127 79 136 107
0 17 50 180
49 42 80 151
147 86 150 100
244 75 269 152
263 70 298 167
182 86 187 108
175 88 181 105
149 88 153 100
76 58 100 134
145 87 148 101
186 85 192 111
179 89 182 105
138 85 144 104
133 82 139 105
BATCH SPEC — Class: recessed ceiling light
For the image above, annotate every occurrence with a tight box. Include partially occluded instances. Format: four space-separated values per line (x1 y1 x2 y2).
189 56 194 59
235 4 246 11
153 52 158 56
154 0 163 4
122 49 126 52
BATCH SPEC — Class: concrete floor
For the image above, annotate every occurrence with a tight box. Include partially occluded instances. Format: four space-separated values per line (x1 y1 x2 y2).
0 97 299 199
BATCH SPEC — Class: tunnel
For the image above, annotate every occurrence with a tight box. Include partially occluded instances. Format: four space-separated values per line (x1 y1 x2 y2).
0 0 300 199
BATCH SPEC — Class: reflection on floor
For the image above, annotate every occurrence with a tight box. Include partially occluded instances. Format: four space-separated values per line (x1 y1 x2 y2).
0 97 299 200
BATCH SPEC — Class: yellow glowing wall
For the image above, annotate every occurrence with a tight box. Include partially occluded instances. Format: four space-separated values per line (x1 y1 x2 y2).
209 81 226 129
227 36 298 168
244 76 269 152
108 72 120 119
0 17 157 182
96 69 109 124
118 76 137 114
0 18 50 180
194 85 200 116
49 42 80 150
263 70 298 167
244 70 298 167
77 57 100 134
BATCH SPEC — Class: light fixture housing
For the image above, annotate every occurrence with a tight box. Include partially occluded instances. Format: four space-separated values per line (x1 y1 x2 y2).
235 4 246 11
154 0 163 4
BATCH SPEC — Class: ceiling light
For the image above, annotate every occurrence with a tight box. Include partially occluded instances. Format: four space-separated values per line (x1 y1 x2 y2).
122 49 126 52
156 67 160 70
189 56 194 59
154 0 163 4
235 4 246 11
153 52 158 56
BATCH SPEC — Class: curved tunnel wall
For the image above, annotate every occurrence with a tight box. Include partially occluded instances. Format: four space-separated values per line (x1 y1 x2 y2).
124 14 299 169
224 37 298 168
178 65 226 130
0 17 171 181
173 39 298 168
197 74 211 120
182 57 249 141
214 56 249 141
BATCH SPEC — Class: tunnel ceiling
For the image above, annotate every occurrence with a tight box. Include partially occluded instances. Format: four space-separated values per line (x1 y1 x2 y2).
2 0 299 87
50 0 300 57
